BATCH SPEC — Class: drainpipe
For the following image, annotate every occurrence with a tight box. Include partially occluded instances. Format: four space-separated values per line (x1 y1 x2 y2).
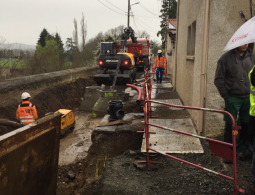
250 0 253 18
198 0 210 134
173 0 180 90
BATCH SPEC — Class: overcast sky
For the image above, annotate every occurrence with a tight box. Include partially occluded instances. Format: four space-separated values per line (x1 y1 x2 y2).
1 0 162 46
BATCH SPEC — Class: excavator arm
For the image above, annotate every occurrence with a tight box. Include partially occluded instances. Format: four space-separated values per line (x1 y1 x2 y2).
120 27 137 52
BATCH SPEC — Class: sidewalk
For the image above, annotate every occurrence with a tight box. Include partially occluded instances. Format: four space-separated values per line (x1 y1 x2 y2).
141 75 204 154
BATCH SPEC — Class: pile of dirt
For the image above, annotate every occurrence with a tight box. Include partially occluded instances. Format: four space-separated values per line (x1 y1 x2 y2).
0 77 95 136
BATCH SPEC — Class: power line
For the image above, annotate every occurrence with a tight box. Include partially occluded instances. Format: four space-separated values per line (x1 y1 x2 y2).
132 14 159 23
97 0 126 15
135 0 159 16
135 16 158 31
106 0 126 12
131 14 139 34
133 15 158 33
132 14 159 20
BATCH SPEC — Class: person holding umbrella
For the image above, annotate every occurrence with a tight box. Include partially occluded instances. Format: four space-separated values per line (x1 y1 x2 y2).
214 16 255 162
214 43 255 162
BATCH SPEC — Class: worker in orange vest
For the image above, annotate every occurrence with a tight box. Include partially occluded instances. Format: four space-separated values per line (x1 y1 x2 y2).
153 50 167 83
16 92 38 125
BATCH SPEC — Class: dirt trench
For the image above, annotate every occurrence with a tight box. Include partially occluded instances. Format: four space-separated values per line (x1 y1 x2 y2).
0 76 94 136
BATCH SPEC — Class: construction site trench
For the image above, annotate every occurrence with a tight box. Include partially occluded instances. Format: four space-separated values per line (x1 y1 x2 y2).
0 68 255 195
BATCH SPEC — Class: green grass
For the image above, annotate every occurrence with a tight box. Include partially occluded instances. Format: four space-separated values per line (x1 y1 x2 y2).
63 61 73 69
0 59 26 69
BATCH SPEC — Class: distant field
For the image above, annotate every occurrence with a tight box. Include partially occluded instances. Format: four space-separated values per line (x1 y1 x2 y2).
0 59 26 69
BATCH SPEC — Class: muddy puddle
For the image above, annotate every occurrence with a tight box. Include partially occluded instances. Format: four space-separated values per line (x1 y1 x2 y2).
59 112 102 166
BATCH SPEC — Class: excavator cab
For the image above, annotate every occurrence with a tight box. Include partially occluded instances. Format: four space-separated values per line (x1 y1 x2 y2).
100 42 117 55
93 27 138 85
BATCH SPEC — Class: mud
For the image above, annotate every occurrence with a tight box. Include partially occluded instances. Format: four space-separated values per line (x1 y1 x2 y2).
59 112 101 166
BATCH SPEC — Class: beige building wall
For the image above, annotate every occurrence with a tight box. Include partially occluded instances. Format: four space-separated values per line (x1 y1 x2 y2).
175 0 252 136
205 0 251 136
175 0 205 129
165 35 174 76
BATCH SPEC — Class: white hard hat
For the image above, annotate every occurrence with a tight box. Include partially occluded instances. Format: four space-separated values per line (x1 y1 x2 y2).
21 92 31 100
158 50 162 54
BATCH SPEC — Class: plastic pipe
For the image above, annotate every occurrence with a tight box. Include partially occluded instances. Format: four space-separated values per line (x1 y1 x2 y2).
126 83 142 103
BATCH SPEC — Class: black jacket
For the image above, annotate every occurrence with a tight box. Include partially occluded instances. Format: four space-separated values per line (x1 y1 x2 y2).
214 49 255 99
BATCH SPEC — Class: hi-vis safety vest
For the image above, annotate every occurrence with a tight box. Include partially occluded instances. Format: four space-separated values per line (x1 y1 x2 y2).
16 101 38 124
248 66 255 116
154 56 167 68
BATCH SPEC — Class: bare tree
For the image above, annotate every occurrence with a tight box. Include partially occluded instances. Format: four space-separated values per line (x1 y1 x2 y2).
137 30 150 38
0 36 6 48
73 18 79 51
104 25 125 44
80 12 87 51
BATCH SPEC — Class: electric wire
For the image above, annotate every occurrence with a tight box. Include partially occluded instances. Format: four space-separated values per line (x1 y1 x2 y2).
132 13 160 23
132 15 158 33
97 0 126 15
134 16 158 31
131 13 139 34
135 0 159 16
131 14 159 19
106 0 126 12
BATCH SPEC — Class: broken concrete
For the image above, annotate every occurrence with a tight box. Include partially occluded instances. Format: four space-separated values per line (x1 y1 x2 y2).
94 113 144 135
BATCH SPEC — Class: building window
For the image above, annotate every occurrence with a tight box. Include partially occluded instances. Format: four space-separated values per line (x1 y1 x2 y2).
187 21 196 56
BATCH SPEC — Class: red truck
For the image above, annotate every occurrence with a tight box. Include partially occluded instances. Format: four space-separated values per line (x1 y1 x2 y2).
117 38 151 70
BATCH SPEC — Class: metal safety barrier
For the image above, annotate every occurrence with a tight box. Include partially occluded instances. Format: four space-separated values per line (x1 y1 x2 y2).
138 69 245 195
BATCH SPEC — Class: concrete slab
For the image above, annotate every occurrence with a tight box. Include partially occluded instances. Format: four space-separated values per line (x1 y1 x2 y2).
152 83 173 89
125 87 138 97
94 113 144 134
141 118 204 154
151 99 184 110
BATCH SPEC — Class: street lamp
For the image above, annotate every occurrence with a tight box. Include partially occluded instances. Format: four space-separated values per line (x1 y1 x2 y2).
127 1 140 27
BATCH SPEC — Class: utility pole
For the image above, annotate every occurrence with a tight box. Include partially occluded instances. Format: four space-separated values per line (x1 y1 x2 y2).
127 0 130 27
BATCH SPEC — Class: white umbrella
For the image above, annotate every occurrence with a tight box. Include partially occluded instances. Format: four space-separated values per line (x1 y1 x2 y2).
224 16 255 51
